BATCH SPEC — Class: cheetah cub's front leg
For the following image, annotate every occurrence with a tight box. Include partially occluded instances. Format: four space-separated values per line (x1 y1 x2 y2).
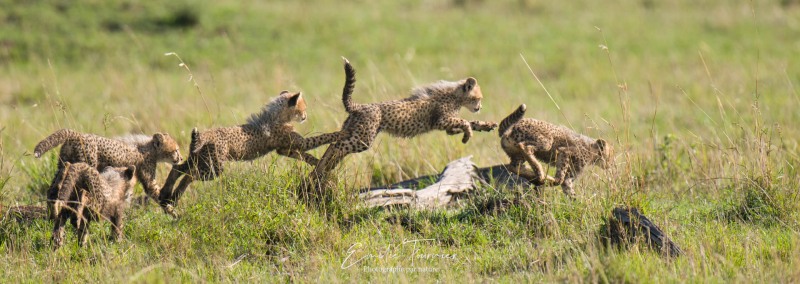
551 148 578 198
276 148 320 166
439 117 473 143
470 121 498 132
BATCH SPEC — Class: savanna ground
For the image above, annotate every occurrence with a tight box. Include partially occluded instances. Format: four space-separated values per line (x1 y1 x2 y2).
1 0 799 282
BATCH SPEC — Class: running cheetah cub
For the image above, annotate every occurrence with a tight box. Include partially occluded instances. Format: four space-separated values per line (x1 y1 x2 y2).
34 129 182 213
158 90 341 214
51 162 136 248
499 104 614 196
306 58 497 192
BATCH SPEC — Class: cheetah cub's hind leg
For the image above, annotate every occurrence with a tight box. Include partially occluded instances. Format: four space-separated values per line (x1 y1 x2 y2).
516 142 557 186
51 211 69 249
77 217 90 247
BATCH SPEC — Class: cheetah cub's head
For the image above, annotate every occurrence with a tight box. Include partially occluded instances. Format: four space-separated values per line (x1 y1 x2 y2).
592 139 615 169
458 77 483 113
152 133 183 164
281 91 308 123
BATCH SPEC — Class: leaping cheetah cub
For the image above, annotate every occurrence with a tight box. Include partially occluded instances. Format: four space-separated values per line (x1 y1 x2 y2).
499 104 614 197
51 162 137 248
158 91 341 214
306 58 498 191
34 129 182 213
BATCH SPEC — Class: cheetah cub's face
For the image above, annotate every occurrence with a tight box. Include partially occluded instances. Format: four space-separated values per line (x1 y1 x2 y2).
458 77 483 113
282 91 308 123
152 133 183 164
593 139 615 169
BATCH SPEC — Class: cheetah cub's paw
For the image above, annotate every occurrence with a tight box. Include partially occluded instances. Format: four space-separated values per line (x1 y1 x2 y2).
533 175 560 186
470 121 498 132
461 133 472 144
162 204 178 218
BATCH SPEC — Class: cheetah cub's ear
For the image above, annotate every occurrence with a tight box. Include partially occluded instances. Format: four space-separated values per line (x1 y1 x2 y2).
462 77 478 93
594 139 614 169
287 92 302 107
595 139 607 152
279 90 291 96
152 133 165 148
123 166 136 181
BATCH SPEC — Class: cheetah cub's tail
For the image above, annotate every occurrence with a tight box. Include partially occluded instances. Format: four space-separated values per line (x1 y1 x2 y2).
34 129 81 158
341 57 358 113
189 128 205 154
499 104 527 137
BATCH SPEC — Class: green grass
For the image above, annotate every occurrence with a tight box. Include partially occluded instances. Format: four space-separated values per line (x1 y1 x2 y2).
1 0 800 282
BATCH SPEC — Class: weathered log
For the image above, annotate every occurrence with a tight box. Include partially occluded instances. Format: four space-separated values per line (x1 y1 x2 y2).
601 206 682 257
359 156 537 209
475 164 536 189
359 157 478 209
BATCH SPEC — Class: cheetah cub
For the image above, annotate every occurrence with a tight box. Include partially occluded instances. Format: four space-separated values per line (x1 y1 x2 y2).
306 58 498 190
34 129 182 212
499 104 614 197
51 162 136 248
158 91 341 214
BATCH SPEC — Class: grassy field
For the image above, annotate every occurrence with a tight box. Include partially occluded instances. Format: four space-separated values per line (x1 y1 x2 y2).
1 0 799 282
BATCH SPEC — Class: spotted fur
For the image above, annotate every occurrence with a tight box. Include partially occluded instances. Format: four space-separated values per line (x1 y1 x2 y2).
305 58 497 192
500 104 614 196
34 129 182 205
158 91 341 215
51 162 136 248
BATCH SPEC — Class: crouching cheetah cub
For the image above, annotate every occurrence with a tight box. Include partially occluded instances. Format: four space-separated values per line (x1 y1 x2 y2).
34 129 182 212
51 162 137 248
499 104 614 197
306 58 498 191
158 90 341 214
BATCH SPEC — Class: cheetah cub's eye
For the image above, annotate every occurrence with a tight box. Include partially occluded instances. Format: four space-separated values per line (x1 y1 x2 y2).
474 98 482 113
464 97 481 113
